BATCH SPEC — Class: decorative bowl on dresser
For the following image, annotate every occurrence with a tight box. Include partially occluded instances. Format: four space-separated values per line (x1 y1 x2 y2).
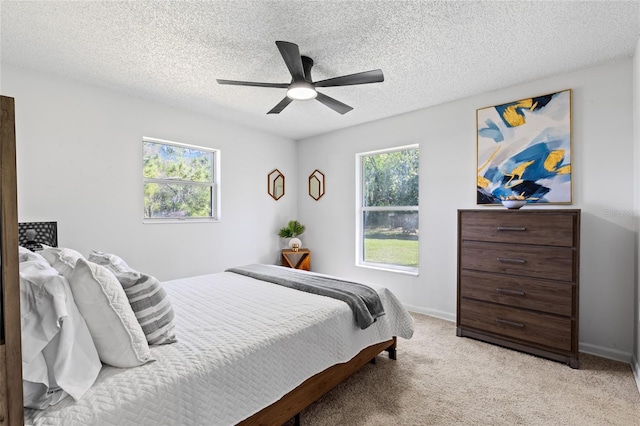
456 209 580 368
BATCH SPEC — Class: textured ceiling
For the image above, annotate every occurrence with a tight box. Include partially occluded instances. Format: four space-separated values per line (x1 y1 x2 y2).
1 1 639 140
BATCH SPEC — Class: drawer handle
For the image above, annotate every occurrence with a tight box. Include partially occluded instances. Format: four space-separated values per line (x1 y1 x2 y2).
496 288 526 296
496 257 526 264
496 226 527 231
496 318 525 328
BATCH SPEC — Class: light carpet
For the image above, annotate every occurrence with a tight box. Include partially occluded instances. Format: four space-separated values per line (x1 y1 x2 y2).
285 313 640 425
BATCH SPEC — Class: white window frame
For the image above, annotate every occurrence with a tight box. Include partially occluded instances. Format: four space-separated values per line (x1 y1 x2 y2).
355 144 419 275
142 136 221 223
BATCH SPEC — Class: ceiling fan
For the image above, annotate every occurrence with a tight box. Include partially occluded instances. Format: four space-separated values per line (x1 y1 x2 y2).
216 41 384 115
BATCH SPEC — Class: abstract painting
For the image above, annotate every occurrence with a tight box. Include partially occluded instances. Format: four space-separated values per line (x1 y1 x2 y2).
476 89 572 205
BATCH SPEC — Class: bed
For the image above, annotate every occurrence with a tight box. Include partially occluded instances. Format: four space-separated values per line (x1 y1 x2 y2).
20 245 414 425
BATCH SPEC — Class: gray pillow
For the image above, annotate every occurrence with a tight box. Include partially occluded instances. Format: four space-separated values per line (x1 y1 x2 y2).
88 250 141 287
125 273 177 345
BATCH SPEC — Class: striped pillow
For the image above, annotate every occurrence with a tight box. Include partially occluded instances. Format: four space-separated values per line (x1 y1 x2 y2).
124 273 176 345
88 251 176 345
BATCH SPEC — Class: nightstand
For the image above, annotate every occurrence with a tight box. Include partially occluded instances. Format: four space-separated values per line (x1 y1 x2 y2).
281 248 311 271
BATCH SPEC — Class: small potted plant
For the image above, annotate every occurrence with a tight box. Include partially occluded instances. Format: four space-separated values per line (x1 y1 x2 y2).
278 220 305 251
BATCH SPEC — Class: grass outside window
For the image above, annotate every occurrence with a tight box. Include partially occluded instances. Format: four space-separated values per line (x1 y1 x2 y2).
364 230 418 268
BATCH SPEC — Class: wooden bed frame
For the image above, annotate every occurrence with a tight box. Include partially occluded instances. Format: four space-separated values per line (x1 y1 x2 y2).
240 337 397 425
1 95 23 426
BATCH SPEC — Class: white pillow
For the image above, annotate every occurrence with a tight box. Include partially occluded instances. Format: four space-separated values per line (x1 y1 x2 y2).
40 247 85 279
88 251 176 345
68 258 153 368
18 246 47 263
20 259 101 408
88 250 141 287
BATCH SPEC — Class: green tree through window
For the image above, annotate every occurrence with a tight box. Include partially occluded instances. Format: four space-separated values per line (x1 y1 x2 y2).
143 138 218 220
358 146 419 271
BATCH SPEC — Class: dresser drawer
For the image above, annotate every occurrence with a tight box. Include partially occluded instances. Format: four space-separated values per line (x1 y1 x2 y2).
461 241 575 282
459 211 575 247
459 298 572 352
459 270 573 316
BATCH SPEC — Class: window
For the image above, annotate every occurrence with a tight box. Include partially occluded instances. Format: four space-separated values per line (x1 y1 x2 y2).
143 137 219 221
356 145 419 273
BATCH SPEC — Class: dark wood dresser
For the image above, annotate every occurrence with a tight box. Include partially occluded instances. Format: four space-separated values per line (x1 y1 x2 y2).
457 209 580 368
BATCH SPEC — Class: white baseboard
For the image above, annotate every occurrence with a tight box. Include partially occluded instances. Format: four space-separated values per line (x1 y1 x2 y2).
632 356 640 394
579 342 633 364
405 305 455 322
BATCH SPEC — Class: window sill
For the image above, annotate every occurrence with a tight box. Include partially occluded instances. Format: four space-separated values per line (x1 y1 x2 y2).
143 218 220 224
356 262 419 276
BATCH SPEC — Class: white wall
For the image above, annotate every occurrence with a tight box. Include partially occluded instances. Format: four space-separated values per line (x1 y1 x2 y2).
298 60 636 362
0 64 299 281
2 58 637 363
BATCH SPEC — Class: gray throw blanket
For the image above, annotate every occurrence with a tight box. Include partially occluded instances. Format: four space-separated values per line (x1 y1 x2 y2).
226 264 385 329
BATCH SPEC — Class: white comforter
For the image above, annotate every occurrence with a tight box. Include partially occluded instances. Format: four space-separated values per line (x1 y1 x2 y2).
25 268 414 426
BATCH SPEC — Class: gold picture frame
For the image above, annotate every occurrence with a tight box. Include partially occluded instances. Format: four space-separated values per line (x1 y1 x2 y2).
476 89 572 205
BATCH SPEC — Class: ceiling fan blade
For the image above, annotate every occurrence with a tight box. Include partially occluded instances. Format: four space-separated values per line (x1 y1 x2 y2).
315 92 353 115
267 97 294 114
276 41 305 82
314 69 384 87
217 79 289 88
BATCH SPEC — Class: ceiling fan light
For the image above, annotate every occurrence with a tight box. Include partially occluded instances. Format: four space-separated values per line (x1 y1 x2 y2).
286 82 317 100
